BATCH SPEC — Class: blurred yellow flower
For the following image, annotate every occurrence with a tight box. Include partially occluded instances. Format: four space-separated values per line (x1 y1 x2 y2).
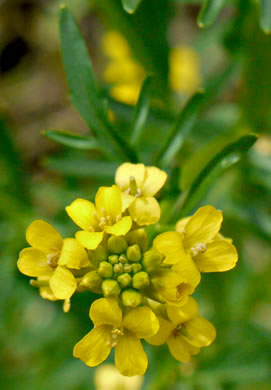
146 297 216 362
66 185 132 250
73 297 159 376
115 163 167 226
17 220 89 300
95 364 143 390
169 46 202 94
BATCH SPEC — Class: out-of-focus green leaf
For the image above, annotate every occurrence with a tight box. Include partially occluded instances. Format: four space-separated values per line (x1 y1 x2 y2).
198 0 226 29
130 76 152 147
43 130 100 150
59 6 138 162
121 0 142 14
260 0 271 34
170 134 258 220
156 91 205 169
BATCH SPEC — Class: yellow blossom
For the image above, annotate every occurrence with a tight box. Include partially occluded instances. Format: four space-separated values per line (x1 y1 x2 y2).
169 46 202 95
73 297 159 376
17 220 89 300
66 185 132 250
95 364 143 390
115 163 167 226
146 297 216 362
154 206 238 294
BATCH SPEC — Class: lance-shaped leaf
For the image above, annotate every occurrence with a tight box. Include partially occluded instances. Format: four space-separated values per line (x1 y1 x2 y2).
156 91 205 169
43 130 101 150
170 134 258 221
121 0 143 13
130 76 152 147
59 6 137 162
260 0 271 34
197 0 226 29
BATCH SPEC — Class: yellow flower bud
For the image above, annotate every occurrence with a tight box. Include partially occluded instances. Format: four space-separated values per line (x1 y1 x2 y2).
102 279 121 297
124 263 132 273
117 273 132 288
80 270 103 293
131 263 142 274
108 236 128 254
94 245 108 262
113 263 124 274
132 272 150 289
121 288 143 308
126 229 148 252
142 249 164 272
108 255 119 265
126 244 141 262
98 261 113 278
119 254 128 264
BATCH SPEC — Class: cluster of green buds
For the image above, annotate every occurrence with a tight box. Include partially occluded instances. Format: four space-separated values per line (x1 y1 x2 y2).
80 229 164 308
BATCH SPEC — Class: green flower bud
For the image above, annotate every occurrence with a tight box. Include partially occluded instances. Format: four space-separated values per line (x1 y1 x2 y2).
97 261 113 278
80 271 102 293
131 263 142 274
124 263 132 273
121 288 143 308
119 254 128 264
126 244 141 262
108 236 128 254
108 255 119 265
142 249 164 273
94 245 108 262
117 273 132 288
113 263 124 274
126 229 148 252
132 271 150 289
102 279 121 297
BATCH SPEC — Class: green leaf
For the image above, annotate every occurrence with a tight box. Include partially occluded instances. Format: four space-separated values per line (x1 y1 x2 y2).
260 0 271 34
59 5 138 162
156 91 205 169
197 0 226 29
43 130 100 150
130 76 152 147
121 0 142 13
170 134 258 221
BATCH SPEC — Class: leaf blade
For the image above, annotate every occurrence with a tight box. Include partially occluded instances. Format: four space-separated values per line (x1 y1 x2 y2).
121 0 142 13
197 0 226 29
43 130 100 150
260 0 271 34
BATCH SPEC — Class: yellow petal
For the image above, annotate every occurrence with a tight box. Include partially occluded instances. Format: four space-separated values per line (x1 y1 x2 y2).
141 166 167 196
40 286 57 301
73 325 112 367
175 216 190 233
75 231 104 250
115 163 145 191
95 363 144 390
167 297 199 325
154 231 185 265
95 185 122 221
17 248 52 277
151 269 183 290
121 192 135 212
105 216 132 236
182 316 216 348
58 238 89 269
90 297 122 327
145 316 174 346
49 265 76 299
172 254 201 290
167 333 200 362
128 197 160 226
122 306 159 338
184 206 223 249
115 329 148 376
66 198 98 231
194 240 238 272
26 220 63 253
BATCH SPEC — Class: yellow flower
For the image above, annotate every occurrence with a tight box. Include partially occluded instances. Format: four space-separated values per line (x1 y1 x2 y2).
169 46 202 95
115 163 167 226
95 364 143 390
146 297 216 362
102 31 145 105
73 297 159 376
66 185 132 250
17 220 89 300
154 206 238 295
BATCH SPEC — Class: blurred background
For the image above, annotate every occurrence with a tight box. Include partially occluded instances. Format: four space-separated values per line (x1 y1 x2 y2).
1 0 271 389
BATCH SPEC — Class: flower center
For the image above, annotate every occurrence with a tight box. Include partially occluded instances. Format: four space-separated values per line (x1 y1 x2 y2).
111 327 124 347
47 252 60 268
190 243 207 257
124 176 142 197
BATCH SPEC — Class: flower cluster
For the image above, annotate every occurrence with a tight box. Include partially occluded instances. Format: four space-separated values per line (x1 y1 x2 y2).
17 162 238 376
